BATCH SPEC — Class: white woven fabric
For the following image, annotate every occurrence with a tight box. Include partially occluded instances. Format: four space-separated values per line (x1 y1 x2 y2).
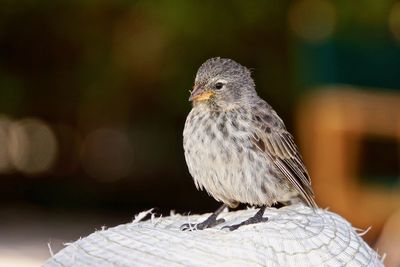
44 205 383 267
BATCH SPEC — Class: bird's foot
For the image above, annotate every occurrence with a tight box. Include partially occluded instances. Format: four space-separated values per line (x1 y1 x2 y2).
223 207 268 231
181 204 227 231
181 216 225 231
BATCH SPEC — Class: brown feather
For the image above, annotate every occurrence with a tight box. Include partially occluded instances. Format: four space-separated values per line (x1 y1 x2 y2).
251 101 317 208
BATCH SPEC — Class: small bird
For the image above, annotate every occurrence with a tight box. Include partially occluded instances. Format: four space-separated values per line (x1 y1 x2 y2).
182 57 317 231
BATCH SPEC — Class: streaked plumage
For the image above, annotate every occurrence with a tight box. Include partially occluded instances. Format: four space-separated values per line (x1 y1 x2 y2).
183 57 317 215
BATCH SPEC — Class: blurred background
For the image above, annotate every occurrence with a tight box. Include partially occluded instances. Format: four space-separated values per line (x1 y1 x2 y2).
0 0 400 266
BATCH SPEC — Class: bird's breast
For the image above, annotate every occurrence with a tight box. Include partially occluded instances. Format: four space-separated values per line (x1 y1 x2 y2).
184 107 252 164
183 107 283 206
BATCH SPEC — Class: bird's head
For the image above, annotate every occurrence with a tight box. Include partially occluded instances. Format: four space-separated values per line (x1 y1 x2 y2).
189 57 257 109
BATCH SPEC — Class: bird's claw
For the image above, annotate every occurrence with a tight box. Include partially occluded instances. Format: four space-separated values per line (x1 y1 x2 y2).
180 218 225 231
180 223 194 231
222 216 268 231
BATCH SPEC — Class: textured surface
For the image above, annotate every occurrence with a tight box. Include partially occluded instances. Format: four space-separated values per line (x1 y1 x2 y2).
44 205 383 267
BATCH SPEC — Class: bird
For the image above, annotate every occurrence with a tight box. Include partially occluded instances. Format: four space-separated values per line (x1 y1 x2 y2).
182 57 317 231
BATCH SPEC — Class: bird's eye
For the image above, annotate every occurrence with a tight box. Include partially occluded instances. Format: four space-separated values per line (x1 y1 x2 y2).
215 82 224 90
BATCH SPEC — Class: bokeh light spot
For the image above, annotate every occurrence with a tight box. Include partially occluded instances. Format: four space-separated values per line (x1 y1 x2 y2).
288 0 336 43
8 118 58 175
389 2 400 42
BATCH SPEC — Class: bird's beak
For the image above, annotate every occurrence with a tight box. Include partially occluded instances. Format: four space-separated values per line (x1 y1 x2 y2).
189 84 214 102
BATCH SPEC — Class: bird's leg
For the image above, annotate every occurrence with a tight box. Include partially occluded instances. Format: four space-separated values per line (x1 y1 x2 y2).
223 206 268 231
181 204 227 231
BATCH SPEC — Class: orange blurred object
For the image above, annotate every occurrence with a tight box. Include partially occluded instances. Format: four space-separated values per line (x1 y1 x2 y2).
297 87 400 245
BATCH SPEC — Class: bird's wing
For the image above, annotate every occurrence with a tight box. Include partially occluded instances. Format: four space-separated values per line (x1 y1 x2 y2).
251 102 317 208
